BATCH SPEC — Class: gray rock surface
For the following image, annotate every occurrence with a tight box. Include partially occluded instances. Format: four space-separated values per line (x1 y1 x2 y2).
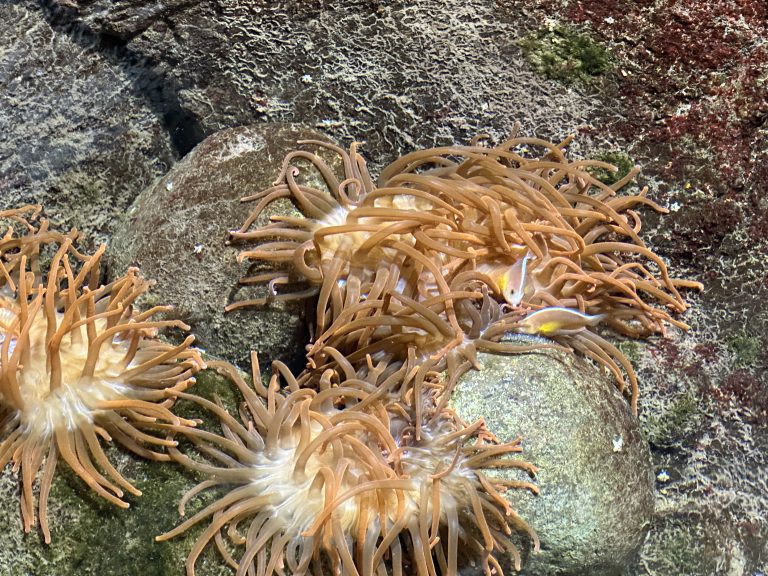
625 319 768 576
451 345 655 576
48 0 605 166
109 123 332 369
0 0 177 252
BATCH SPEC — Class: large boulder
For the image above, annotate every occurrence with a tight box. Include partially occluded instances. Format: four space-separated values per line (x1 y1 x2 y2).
109 123 335 369
452 345 655 576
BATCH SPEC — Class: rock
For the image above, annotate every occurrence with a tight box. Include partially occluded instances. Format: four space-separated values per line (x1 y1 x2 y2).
48 0 197 40
47 0 604 166
450 344 654 576
637 508 766 576
109 123 335 369
629 337 768 576
0 0 177 253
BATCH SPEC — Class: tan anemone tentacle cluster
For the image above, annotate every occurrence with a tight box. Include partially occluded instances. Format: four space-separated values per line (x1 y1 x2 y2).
161 131 700 575
158 354 539 576
0 207 204 542
230 134 702 413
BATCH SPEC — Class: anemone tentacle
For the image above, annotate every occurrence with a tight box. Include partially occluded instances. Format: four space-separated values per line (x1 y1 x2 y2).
229 136 701 411
159 355 539 576
0 212 204 542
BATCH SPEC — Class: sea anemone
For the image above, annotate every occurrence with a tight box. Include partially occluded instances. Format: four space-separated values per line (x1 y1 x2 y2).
303 286 565 437
197 132 701 575
0 207 204 542
228 134 702 412
158 353 539 576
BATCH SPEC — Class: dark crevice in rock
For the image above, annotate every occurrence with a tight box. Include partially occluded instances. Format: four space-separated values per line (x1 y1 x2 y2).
33 0 206 156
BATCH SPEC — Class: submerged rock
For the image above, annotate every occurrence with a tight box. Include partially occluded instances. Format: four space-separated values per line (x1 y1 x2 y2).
451 344 654 576
0 0 176 253
109 123 334 370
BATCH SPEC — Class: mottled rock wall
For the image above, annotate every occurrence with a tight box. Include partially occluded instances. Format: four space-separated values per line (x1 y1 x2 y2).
44 0 606 162
0 0 177 251
1 0 766 574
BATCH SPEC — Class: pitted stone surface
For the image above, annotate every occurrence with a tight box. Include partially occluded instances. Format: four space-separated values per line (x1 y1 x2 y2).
0 0 176 252
48 0 605 166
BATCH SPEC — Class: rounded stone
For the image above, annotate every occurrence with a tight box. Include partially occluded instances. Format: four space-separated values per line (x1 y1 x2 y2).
450 344 654 576
109 123 335 370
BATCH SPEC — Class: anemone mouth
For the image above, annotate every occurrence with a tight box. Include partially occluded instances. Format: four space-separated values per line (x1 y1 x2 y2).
159 354 539 576
0 212 204 542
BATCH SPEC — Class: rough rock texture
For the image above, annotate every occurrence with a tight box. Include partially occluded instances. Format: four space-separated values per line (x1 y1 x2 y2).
505 2 768 574
451 346 654 576
0 0 177 252
109 123 334 369
0 369 232 576
46 0 607 165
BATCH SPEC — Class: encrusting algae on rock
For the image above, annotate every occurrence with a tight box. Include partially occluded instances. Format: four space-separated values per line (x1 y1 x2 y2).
0 205 204 542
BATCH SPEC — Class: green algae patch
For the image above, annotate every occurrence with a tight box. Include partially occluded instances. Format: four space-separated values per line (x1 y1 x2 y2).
645 392 699 447
519 24 611 84
175 363 243 430
0 442 229 576
617 340 643 366
43 456 192 576
726 332 761 368
587 150 636 186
